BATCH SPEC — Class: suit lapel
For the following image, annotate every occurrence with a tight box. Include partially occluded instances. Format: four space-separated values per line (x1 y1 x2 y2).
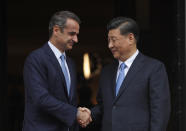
43 43 69 98
66 57 75 101
110 61 119 99
113 52 145 104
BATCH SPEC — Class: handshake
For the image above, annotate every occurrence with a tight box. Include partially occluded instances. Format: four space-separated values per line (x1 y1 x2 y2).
77 107 92 128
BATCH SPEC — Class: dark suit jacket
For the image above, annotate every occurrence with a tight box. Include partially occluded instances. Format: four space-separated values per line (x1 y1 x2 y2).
91 52 170 131
23 43 78 131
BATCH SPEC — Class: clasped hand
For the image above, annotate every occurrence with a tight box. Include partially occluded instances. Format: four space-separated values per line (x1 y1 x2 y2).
77 107 92 128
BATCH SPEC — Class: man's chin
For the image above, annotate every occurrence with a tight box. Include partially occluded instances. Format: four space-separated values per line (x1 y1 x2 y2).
113 54 119 59
67 45 73 50
112 53 119 59
67 43 74 49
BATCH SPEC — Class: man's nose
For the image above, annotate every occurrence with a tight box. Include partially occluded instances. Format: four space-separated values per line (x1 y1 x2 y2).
73 35 78 43
108 41 113 49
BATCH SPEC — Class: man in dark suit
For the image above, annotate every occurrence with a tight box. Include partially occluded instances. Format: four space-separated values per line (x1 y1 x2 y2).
88 17 171 131
23 11 91 131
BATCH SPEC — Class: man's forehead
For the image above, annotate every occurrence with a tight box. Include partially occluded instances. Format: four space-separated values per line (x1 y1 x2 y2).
108 31 119 37
64 27 79 34
66 19 79 27
63 23 79 34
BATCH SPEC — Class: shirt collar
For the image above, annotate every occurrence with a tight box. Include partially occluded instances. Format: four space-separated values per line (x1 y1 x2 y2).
48 41 66 59
118 49 139 68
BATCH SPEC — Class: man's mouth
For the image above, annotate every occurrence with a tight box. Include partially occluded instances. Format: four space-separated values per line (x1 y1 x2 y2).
111 49 117 53
68 42 74 46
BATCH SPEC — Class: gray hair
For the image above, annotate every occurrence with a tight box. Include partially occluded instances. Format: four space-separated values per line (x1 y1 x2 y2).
49 11 81 38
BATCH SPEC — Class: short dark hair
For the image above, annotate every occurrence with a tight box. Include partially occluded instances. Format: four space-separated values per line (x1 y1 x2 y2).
49 11 81 38
107 17 139 42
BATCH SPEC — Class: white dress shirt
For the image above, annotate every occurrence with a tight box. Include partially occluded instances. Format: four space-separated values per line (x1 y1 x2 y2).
116 50 139 82
48 41 71 84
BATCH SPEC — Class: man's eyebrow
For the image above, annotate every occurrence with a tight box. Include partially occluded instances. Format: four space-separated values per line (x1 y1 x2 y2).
69 32 78 35
109 36 117 39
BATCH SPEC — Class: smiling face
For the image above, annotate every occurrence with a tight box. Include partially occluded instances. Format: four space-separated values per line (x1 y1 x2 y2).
50 18 80 52
108 28 136 61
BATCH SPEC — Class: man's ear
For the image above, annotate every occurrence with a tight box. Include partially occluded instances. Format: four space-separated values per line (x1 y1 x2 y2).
129 33 134 40
53 25 61 34
128 33 135 44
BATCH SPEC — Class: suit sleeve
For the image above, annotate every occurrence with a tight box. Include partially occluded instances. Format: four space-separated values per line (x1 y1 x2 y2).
149 63 171 131
23 54 77 127
91 88 103 123
91 70 104 124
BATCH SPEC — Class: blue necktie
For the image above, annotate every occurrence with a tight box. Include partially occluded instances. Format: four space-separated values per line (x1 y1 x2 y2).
60 55 70 95
116 63 126 96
